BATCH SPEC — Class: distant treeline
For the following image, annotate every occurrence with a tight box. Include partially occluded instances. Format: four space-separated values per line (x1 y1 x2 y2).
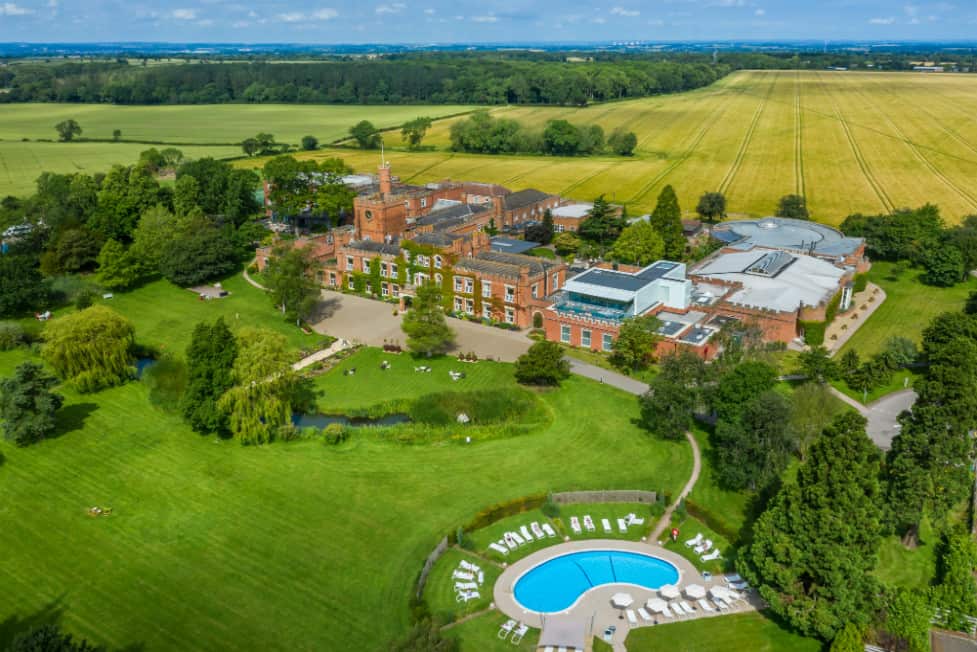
449 111 637 157
0 57 728 106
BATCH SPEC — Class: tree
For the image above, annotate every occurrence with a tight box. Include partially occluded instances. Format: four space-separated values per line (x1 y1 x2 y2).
40 227 101 275
515 341 571 386
177 158 260 225
55 119 82 142
649 185 685 259
158 225 238 287
742 412 883 641
922 245 965 287
709 360 778 423
696 191 727 222
41 305 135 393
776 194 810 220
112 128 122 141
639 376 694 440
7 624 99 652
0 361 64 446
839 349 861 377
883 589 932 652
401 116 433 150
607 128 638 156
553 232 581 256
933 533 977 631
884 336 918 368
130 205 178 274
402 282 455 356
790 382 843 458
96 239 141 290
829 624 863 652
713 391 794 490
218 328 304 445
265 243 320 323
262 155 354 223
609 316 661 372
241 138 259 157
181 318 237 436
965 290 977 316
300 135 319 151
578 195 623 247
0 254 48 318
349 120 382 149
525 209 554 245
610 221 665 266
796 346 839 383
90 164 166 242
543 119 581 155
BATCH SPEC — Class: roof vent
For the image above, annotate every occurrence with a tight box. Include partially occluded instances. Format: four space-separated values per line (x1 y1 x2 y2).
758 219 779 230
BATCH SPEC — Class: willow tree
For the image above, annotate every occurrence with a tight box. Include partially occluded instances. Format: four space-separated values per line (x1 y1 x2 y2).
42 305 135 393
218 327 300 445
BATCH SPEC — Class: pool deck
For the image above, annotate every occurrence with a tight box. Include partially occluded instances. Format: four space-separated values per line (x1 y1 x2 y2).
492 539 760 651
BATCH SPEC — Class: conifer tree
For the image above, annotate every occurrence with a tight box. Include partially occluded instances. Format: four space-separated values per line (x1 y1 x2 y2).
649 185 685 259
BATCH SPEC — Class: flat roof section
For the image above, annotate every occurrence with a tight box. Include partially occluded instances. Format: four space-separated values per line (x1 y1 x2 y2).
572 267 650 293
490 237 540 255
552 203 593 219
712 217 863 257
680 327 715 346
658 321 688 338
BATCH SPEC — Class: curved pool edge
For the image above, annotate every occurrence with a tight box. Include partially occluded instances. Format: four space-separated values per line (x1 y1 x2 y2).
492 540 703 628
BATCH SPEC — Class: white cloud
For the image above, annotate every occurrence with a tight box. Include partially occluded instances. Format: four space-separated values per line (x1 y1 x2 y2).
592 16 606 23
197 18 214 26
471 14 498 22
376 3 406 14
868 16 895 24
312 8 337 20
0 2 33 15
423 7 435 14
171 8 197 20
754 8 765 16
610 6 640 16
277 11 304 22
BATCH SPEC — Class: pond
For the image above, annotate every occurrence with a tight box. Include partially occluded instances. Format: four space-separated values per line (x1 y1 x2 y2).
136 358 156 378
291 413 411 429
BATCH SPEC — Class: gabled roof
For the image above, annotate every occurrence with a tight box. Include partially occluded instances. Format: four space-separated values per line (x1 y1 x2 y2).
415 203 487 227
455 250 559 280
346 240 401 256
503 189 554 211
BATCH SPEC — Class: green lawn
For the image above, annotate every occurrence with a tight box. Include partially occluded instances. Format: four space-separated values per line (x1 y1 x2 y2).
830 368 921 405
625 611 822 652
874 535 937 592
422 548 501 620
840 261 976 358
661 515 735 576
444 611 538 652
0 345 692 651
685 428 752 543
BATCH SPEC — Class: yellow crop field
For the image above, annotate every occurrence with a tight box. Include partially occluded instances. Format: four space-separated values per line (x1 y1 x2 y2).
277 70 977 225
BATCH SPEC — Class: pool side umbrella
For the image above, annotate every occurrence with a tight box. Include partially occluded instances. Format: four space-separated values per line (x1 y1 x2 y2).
709 585 730 600
659 584 680 600
646 597 668 613
685 584 706 600
611 592 634 619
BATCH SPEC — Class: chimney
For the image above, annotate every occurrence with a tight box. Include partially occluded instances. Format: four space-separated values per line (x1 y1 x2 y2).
379 164 392 197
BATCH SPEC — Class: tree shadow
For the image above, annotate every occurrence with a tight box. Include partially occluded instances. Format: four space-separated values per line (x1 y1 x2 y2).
0 449 5 467
310 296 341 322
53 403 99 439
0 595 68 649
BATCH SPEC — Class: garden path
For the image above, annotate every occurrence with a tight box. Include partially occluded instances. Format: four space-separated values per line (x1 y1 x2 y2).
649 431 702 543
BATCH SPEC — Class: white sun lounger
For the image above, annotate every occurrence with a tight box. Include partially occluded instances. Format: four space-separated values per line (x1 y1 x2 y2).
723 573 743 584
685 532 703 547
626 610 637 625
489 542 508 555
455 581 478 591
498 619 516 639
679 601 696 614
477 571 484 585
602 518 612 533
452 570 474 581
661 604 674 618
460 560 477 572
570 516 582 534
558 647 566 652
584 515 596 531
729 581 749 590
542 523 556 538
503 533 517 549
511 623 528 644
531 522 545 539
701 549 721 562
511 531 525 546
694 539 712 554
698 598 715 612
714 597 730 610
456 590 480 602
726 589 744 602
617 518 628 533
626 512 646 525
520 525 534 542
638 607 654 622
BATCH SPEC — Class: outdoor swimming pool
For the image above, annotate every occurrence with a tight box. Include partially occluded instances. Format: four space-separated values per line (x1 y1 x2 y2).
513 550 680 613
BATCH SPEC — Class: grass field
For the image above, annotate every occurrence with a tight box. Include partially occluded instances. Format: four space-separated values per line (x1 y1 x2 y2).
269 70 977 225
0 282 694 652
625 611 821 651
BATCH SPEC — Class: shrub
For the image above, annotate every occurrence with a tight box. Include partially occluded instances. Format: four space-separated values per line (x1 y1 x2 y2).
142 355 187 413
853 273 868 293
409 389 541 426
533 312 543 328
0 322 26 350
74 287 99 310
541 497 560 518
324 422 349 445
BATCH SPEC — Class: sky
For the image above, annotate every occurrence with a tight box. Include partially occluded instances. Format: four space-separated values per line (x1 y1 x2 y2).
0 0 976 43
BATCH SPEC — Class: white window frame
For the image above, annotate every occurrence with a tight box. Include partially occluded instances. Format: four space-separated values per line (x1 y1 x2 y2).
561 324 571 343
454 277 464 292
362 258 371 273
435 273 443 285
346 256 354 270
348 277 355 290
602 333 613 352
390 263 398 278
465 298 474 314
482 281 492 298
420 198 427 208
482 305 492 320
505 307 515 324
392 284 400 297
581 329 591 348
381 283 389 297
532 283 539 299
434 255 443 269
505 285 515 303
380 262 388 277
464 279 474 293
454 296 464 312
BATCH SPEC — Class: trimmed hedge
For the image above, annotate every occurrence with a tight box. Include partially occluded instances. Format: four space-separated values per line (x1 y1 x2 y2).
853 273 868 293
799 320 827 346
462 493 548 533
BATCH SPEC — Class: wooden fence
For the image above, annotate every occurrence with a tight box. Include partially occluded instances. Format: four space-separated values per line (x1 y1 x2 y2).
551 490 657 505
416 536 449 598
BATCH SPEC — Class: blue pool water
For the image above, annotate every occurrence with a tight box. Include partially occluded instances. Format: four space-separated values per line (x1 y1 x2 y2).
513 550 679 613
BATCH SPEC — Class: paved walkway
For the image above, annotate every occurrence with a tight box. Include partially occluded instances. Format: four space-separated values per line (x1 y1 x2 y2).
291 338 352 371
242 261 267 291
827 385 917 449
568 359 650 396
825 283 886 354
650 431 702 541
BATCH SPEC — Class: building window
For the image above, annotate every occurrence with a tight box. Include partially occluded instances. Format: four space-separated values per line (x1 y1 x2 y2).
602 333 613 351
381 283 389 297
483 305 492 320
404 201 410 209
482 281 492 298
362 259 371 273
454 277 463 292
365 210 373 221
390 263 398 278
329 272 337 286
505 285 515 303
581 329 591 348
561 324 571 343
392 285 400 297
380 262 388 277
421 198 427 208
434 255 443 269
505 307 515 324
435 273 443 285
552 273 559 290
346 256 354 270
454 296 463 312
556 224 565 233
464 279 474 293
532 283 539 299
348 277 355 290
414 272 428 285
465 299 474 314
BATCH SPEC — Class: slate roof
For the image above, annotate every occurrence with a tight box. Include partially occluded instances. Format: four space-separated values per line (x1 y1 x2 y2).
454 250 559 280
503 189 553 211
346 240 401 256
415 203 488 228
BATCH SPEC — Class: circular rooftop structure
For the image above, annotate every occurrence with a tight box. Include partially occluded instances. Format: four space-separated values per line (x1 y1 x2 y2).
711 217 862 257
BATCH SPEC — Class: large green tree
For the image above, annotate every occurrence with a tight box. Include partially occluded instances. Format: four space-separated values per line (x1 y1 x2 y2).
608 315 661 372
577 195 623 247
8 624 98 652
776 194 810 220
41 305 135 393
649 185 684 259
709 360 778 423
514 340 571 386
607 128 637 156
0 254 48 318
0 361 64 446
713 390 794 491
177 158 260 225
89 164 167 242
401 116 433 149
882 589 932 652
54 119 82 142
181 318 237 436
696 191 727 222
96 239 142 290
795 346 839 384
350 120 382 149
933 533 977 631
610 221 665 267
742 412 883 641
402 282 455 356
262 155 354 223
158 222 239 287
265 243 320 323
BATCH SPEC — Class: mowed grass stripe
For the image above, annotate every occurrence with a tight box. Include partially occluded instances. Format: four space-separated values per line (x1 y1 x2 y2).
794 71 806 196
718 73 775 195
